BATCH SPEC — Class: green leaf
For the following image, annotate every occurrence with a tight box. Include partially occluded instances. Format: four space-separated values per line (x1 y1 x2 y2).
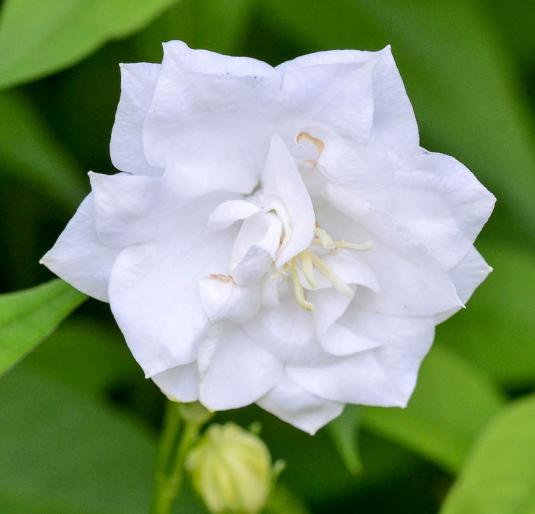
441 395 535 514
0 90 86 210
0 315 205 513
264 485 310 514
439 239 535 388
0 279 86 377
327 406 363 475
0 0 180 90
260 0 535 241
361 346 504 474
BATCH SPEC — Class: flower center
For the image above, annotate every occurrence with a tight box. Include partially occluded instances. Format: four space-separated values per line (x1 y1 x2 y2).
283 226 373 311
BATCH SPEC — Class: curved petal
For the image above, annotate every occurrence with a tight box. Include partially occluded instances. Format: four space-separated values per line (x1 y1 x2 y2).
244 294 335 367
383 150 496 269
289 309 435 406
320 323 382 356
436 246 492 323
263 134 315 266
143 43 280 196
230 212 282 284
89 172 166 248
198 325 283 410
108 230 235 378
110 63 162 176
318 193 462 316
277 46 418 147
257 374 343 435
40 194 119 302
208 200 261 230
199 275 261 323
152 363 199 402
281 61 374 145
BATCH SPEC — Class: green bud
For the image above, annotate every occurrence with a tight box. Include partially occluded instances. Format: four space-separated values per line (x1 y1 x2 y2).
186 423 273 514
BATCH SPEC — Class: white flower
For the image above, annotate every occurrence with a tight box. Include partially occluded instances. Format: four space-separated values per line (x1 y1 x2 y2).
41 41 495 434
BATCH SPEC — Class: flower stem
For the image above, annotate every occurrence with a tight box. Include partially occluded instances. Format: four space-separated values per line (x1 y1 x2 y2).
151 401 202 514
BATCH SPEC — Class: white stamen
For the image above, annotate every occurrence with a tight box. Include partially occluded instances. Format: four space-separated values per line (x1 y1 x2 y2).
309 253 353 298
314 227 336 250
299 251 316 288
335 240 374 251
289 260 314 311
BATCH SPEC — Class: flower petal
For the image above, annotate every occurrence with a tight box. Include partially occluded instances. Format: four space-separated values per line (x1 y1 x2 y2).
89 172 166 248
289 309 435 406
384 150 496 269
199 275 261 323
319 192 462 316
152 363 199 402
231 212 283 284
40 194 119 302
143 43 279 196
208 200 261 230
257 374 343 435
262 134 315 266
108 230 235 378
436 246 492 323
278 46 418 147
198 325 283 410
320 323 382 356
110 63 162 176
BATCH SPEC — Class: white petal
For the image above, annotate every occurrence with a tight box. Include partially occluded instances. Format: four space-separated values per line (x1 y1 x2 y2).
257 374 343 435
199 275 260 323
436 246 492 323
198 325 283 410
384 150 496 269
231 212 282 284
320 323 382 356
40 195 119 302
281 61 375 145
152 363 199 402
287 352 405 407
309 288 353 337
108 230 235 378
89 171 166 248
262 134 315 266
319 192 462 316
143 43 280 196
244 295 335 367
289 309 435 406
208 200 261 230
278 46 417 147
110 63 162 176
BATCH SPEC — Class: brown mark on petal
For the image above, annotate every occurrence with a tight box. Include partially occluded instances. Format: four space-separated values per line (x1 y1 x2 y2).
296 131 325 157
208 273 235 284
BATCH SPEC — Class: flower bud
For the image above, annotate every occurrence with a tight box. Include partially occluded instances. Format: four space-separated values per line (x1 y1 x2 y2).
186 423 273 514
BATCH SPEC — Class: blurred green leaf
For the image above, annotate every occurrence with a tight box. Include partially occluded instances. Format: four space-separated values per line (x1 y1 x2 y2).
0 0 180 90
327 406 363 475
0 90 86 210
441 394 535 514
361 346 504 474
440 239 535 388
0 279 86 377
264 485 310 514
261 0 535 241
133 0 256 61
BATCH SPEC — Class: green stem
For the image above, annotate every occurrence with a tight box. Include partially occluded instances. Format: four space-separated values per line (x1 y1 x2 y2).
151 401 203 514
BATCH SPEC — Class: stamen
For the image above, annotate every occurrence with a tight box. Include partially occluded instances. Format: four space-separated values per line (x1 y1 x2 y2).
335 240 374 251
289 260 314 311
314 227 336 249
299 251 316 288
309 253 353 297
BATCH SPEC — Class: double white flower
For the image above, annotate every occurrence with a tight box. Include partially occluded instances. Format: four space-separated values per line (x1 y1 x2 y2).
42 42 495 434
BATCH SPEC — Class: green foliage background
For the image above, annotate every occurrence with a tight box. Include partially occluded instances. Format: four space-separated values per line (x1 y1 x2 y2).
0 0 534 512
